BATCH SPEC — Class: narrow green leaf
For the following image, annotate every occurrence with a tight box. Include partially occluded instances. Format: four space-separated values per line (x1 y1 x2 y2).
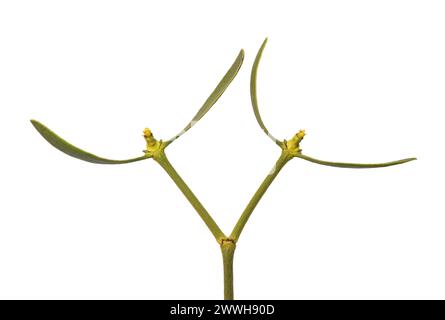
295 153 416 169
250 38 282 147
166 49 244 144
31 120 150 164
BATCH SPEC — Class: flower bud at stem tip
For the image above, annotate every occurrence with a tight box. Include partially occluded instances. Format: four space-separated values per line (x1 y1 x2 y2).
143 128 162 155
285 130 306 155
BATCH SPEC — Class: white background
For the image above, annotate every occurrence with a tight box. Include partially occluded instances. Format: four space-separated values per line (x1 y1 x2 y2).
0 1 444 299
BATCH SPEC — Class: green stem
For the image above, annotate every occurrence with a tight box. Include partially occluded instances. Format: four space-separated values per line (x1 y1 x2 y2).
155 150 226 243
220 240 236 300
230 150 291 241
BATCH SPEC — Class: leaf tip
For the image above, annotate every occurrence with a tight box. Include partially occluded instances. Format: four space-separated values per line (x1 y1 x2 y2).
262 37 268 48
30 119 45 133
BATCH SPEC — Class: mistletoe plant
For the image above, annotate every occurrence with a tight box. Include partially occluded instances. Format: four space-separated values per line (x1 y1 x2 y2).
31 39 415 300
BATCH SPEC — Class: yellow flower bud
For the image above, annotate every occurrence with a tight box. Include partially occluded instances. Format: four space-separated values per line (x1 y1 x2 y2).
143 128 153 139
285 130 306 155
296 130 305 140
143 128 161 154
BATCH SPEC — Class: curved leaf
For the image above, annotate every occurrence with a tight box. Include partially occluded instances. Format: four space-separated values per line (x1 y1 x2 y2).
250 38 282 147
295 153 416 169
166 49 244 144
31 120 150 164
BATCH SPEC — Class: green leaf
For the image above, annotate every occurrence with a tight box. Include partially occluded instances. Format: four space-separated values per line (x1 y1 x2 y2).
295 153 416 169
31 120 150 164
166 49 244 144
250 38 282 147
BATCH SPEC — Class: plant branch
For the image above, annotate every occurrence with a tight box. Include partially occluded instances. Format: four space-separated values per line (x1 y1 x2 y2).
154 150 226 243
221 240 236 300
230 150 291 241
